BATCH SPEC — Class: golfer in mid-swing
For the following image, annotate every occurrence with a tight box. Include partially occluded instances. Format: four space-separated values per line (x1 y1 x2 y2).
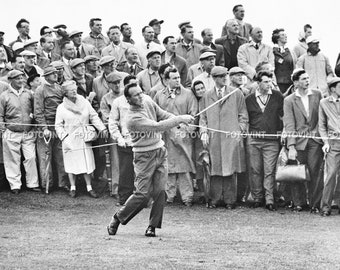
107 83 194 237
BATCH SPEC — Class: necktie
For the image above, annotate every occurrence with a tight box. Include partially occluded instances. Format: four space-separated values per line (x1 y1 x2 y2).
218 89 222 99
255 43 259 50
76 47 81 58
147 43 150 49
48 53 51 60
130 65 134 74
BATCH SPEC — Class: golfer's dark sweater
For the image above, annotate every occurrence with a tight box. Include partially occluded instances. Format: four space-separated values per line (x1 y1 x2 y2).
245 90 283 140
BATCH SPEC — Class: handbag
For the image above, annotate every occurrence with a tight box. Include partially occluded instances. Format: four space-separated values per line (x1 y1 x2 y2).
84 125 98 142
276 160 311 182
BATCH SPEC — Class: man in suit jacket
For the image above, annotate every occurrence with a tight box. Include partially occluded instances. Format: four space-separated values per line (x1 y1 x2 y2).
161 36 188 87
221 4 252 40
36 36 61 69
60 41 74 81
69 30 100 59
101 25 133 67
0 31 14 63
283 68 323 212
201 29 224 67
116 47 144 75
215 19 248 70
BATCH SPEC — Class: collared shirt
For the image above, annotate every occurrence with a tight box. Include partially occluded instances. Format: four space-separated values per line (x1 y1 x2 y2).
255 88 273 112
136 67 160 95
82 32 109 53
295 89 313 117
62 57 70 65
215 85 226 98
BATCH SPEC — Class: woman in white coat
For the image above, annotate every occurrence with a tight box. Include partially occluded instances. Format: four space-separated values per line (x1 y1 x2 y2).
55 80 108 198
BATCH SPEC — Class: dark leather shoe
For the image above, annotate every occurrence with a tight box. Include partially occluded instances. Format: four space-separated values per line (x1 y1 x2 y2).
107 214 120 235
265 204 276 211
11 189 20 195
321 211 331 217
88 190 98 198
225 204 235 210
145 226 156 237
252 202 263 208
69 190 76 198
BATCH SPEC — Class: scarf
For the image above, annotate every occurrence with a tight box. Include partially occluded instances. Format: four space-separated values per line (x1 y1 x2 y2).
63 94 86 115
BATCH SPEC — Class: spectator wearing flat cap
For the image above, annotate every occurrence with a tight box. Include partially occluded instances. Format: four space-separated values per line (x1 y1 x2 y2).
199 66 248 209
50 60 66 85
215 19 248 70
187 47 214 86
201 28 224 67
192 51 216 90
23 40 39 54
84 55 101 78
175 24 203 68
297 36 334 97
36 36 61 69
136 50 161 95
319 77 340 216
92 55 128 107
0 31 14 63
135 26 164 69
9 18 31 48
82 18 110 54
102 26 134 68
229 67 249 96
21 50 43 78
149 19 164 45
69 30 100 59
0 70 39 194
70 58 98 111
116 47 144 75
55 80 107 198
34 66 69 192
161 36 189 87
60 40 75 81
176 21 202 45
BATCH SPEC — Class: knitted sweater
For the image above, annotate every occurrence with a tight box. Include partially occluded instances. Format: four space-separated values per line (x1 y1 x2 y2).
126 95 184 152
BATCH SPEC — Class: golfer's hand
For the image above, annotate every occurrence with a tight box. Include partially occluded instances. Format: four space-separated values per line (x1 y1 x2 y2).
101 129 109 139
43 129 51 138
201 133 209 148
117 137 126 148
288 146 297 160
322 143 330 154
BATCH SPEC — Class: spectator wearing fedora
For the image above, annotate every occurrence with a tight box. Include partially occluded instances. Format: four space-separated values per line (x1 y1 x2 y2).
84 55 101 78
0 70 39 194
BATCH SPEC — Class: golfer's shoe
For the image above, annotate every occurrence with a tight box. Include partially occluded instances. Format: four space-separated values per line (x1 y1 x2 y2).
107 214 120 235
145 226 156 237
88 190 98 198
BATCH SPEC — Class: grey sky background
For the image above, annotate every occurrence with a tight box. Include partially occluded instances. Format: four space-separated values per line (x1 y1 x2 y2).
2 0 340 66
